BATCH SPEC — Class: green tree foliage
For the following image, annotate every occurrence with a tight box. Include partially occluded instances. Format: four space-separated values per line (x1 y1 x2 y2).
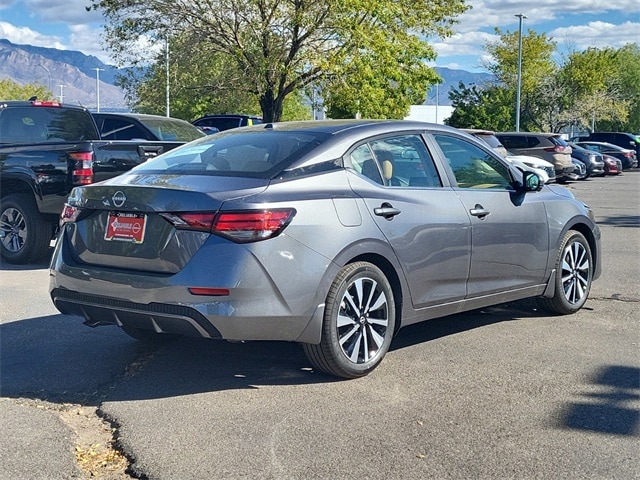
563 44 640 133
90 0 468 122
446 82 514 131
0 80 52 101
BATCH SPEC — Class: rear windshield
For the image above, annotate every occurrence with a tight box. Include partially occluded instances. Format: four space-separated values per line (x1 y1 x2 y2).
139 117 205 142
476 134 504 150
132 129 329 178
0 107 99 143
550 136 570 147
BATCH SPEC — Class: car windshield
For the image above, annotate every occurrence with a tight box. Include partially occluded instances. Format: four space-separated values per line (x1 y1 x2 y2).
132 129 329 178
138 117 205 142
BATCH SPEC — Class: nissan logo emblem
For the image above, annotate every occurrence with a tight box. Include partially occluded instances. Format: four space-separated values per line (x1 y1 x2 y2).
112 191 126 208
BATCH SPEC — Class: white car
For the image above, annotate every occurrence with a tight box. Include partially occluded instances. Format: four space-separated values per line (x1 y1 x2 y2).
460 129 556 183
506 154 556 183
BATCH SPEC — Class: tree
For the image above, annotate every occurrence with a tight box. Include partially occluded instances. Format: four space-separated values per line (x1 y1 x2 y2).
90 0 468 122
0 80 52 101
484 28 558 130
446 82 514 131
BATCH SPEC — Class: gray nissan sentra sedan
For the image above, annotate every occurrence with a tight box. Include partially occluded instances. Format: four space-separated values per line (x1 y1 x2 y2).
50 120 601 378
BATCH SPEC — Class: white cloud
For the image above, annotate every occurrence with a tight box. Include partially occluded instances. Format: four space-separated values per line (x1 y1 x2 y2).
0 20 66 49
67 24 113 63
550 21 640 50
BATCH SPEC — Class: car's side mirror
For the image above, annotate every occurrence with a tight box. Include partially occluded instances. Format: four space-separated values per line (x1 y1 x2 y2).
522 171 543 192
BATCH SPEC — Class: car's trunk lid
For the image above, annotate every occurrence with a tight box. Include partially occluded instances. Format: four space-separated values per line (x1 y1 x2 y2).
65 174 268 273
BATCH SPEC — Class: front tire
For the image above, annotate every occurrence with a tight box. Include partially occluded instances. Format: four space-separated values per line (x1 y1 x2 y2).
303 262 396 379
539 231 593 314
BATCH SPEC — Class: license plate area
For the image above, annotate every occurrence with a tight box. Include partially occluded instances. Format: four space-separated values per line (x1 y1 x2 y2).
105 212 147 244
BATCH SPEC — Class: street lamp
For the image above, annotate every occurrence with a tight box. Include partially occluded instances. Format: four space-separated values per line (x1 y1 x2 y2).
515 13 526 132
165 35 170 117
93 68 104 112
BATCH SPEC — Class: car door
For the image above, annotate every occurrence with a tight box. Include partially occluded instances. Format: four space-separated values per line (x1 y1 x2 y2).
347 133 471 310
429 133 549 298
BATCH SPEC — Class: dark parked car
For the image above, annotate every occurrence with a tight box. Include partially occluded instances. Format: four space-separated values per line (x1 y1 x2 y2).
574 141 637 170
574 132 640 160
50 120 601 379
568 142 605 177
192 114 263 133
570 158 587 180
93 113 205 143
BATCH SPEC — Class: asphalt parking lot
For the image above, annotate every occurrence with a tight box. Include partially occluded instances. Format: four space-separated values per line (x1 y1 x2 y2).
1 171 638 479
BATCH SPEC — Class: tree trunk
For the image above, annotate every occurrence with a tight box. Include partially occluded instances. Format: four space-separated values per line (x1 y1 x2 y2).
259 88 284 123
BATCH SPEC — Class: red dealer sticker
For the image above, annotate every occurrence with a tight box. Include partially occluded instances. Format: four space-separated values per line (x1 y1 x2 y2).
105 212 147 244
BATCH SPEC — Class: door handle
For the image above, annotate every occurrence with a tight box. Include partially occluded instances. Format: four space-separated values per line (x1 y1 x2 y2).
469 204 490 218
374 203 401 220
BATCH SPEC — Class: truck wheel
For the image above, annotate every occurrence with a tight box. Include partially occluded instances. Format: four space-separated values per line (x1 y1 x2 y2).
0 193 52 264
303 262 395 379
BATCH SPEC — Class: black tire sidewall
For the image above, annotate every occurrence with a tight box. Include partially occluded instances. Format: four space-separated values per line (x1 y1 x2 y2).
553 231 593 313
0 193 51 264
322 262 396 377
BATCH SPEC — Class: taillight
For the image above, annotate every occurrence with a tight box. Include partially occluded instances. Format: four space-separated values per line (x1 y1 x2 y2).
60 204 81 226
161 209 296 243
213 209 296 242
31 101 61 107
69 152 94 185
544 146 566 153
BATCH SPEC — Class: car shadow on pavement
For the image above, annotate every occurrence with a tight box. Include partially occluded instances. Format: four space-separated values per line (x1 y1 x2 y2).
555 365 640 436
0 299 557 404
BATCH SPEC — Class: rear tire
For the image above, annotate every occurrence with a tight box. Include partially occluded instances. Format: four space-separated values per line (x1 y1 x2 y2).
539 231 593 315
0 193 52 264
303 262 395 379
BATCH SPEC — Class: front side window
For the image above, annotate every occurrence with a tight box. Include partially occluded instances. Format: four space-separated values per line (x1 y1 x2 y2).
434 134 512 189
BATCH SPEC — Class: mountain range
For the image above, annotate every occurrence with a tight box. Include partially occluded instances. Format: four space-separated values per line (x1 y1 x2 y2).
0 38 494 114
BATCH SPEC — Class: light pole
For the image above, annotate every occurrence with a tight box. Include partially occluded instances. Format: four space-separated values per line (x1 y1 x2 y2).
165 35 170 117
93 68 104 112
515 13 526 132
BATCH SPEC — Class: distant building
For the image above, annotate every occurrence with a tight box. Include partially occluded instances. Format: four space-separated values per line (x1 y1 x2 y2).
404 105 454 124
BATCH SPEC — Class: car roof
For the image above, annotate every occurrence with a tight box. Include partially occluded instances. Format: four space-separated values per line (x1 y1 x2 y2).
233 119 459 137
461 128 496 135
1 100 87 111
497 132 560 137
576 141 627 149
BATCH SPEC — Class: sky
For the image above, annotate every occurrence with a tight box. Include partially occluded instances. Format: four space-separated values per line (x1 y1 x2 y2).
0 0 639 72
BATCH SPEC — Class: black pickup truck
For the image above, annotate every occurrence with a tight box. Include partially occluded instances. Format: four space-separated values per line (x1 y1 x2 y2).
0 100 194 264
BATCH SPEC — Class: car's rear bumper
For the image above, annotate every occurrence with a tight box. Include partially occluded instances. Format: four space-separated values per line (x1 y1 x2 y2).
49 231 334 344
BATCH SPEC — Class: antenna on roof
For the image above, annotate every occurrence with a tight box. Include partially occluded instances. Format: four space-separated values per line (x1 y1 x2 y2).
28 96 37 102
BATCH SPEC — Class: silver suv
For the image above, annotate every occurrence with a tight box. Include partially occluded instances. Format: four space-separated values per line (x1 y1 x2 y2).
496 132 574 182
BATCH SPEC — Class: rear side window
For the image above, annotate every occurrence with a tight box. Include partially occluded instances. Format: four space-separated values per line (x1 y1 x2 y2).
0 107 99 143
194 118 241 131
98 118 151 141
498 135 529 149
132 129 329 178
348 134 442 188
